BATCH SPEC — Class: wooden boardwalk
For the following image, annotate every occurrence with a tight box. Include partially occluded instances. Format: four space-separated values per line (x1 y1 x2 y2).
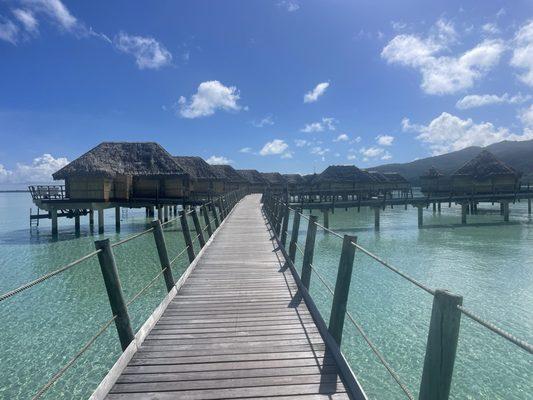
105 194 350 399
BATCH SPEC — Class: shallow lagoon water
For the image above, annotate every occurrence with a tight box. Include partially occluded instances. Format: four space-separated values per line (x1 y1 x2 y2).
0 191 532 399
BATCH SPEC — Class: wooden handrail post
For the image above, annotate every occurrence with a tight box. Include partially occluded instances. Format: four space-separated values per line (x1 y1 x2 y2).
94 238 134 351
190 208 206 248
180 210 196 263
151 220 176 292
280 204 290 247
288 211 301 263
218 198 226 220
419 289 463 400
202 204 213 237
328 235 357 345
301 215 318 289
275 200 284 235
211 203 220 228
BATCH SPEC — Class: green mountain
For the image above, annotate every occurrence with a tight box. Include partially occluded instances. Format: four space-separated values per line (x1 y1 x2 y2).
372 139 533 185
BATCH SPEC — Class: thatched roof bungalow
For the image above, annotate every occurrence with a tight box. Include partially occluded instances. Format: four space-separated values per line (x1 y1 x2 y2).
382 172 411 191
260 172 287 192
53 142 189 201
210 164 249 192
236 169 268 193
365 170 391 193
420 167 450 195
174 156 225 195
451 150 521 194
314 165 375 192
283 174 305 192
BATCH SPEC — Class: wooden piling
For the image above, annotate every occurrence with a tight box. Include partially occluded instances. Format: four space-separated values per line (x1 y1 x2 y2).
164 205 169 222
280 205 290 247
211 204 220 228
438 202 441 213
115 207 121 232
301 215 318 289
417 205 423 228
157 206 163 222
374 207 380 230
202 204 213 237
503 201 510 222
419 290 462 400
288 211 301 263
151 220 176 292
461 203 467 225
98 209 104 234
94 238 134 351
51 209 58 235
191 208 206 248
329 235 357 345
89 209 94 229
180 210 196 263
528 198 531 215
74 214 80 234
323 209 330 231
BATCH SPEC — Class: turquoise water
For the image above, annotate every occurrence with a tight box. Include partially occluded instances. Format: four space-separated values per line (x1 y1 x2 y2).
0 191 531 399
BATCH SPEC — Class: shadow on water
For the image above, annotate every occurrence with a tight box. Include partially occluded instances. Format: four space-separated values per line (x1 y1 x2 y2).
0 228 96 245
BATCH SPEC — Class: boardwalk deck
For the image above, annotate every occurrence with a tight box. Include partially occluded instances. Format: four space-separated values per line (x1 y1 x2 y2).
104 194 351 399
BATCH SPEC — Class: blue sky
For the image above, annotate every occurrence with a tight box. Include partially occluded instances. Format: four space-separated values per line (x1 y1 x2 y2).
0 0 532 182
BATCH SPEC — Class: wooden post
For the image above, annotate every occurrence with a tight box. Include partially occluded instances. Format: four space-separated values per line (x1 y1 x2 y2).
98 209 104 234
115 206 121 232
461 203 467 225
438 202 441 213
51 208 58 235
151 220 176 292
301 215 318 289
218 198 226 220
211 204 220 228
528 198 531 215
89 209 94 229
157 206 163 222
280 205 290 248
288 211 301 263
275 201 284 235
419 289 463 400
503 201 510 222
164 205 169 222
74 214 80 234
329 235 357 345
94 238 134 351
432 202 436 213
202 204 213 237
374 207 380 230
180 211 196 263
323 209 330 231
418 205 423 228
191 208 206 248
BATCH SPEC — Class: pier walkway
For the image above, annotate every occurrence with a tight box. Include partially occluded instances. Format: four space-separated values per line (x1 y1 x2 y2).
102 194 352 399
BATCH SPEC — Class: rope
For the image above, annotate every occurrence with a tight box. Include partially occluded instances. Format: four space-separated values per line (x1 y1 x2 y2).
160 217 178 227
32 315 116 400
202 223 210 232
294 242 305 256
169 246 189 266
127 268 167 307
111 228 154 247
457 305 533 354
0 250 101 303
351 243 435 296
191 233 202 246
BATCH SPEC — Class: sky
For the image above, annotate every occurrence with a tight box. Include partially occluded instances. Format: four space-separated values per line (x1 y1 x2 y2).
0 0 532 182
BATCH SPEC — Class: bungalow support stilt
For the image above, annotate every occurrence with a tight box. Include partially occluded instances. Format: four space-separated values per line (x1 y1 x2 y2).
417 205 423 228
115 207 120 231
438 202 441 213
51 209 58 235
164 205 169 222
461 203 467 225
323 209 330 231
503 201 510 222
528 198 531 215
374 207 380 230
74 215 80 234
89 209 94 229
157 206 163 222
98 209 105 234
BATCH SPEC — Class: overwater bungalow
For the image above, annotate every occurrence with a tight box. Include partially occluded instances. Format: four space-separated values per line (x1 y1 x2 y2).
420 167 450 195
210 164 249 192
51 142 189 201
366 170 391 195
260 172 287 193
283 174 305 192
236 169 269 193
451 150 521 194
173 156 225 197
382 172 411 194
302 173 319 190
314 165 375 194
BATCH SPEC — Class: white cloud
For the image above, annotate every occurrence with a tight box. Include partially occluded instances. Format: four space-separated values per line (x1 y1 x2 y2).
376 134 394 146
360 147 385 158
114 32 172 70
12 9 38 33
351 136 362 144
0 154 68 183
381 19 504 94
259 139 289 156
403 112 533 155
239 147 252 153
0 18 19 44
251 115 274 127
519 104 533 128
206 155 232 165
381 152 392 160
20 0 77 31
456 93 531 109
482 23 500 35
294 139 308 147
281 151 293 159
347 154 357 161
510 21 533 87
277 1 300 12
301 117 337 132
304 82 330 103
310 146 330 156
177 81 242 118
333 133 349 142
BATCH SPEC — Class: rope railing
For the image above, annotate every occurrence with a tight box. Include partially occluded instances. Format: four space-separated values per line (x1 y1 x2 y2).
263 192 533 399
0 187 248 400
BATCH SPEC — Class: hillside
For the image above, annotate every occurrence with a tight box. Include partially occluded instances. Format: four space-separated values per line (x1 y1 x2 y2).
372 139 533 184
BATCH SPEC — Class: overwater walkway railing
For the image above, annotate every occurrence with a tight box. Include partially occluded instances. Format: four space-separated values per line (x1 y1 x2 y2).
262 191 533 400
0 188 247 399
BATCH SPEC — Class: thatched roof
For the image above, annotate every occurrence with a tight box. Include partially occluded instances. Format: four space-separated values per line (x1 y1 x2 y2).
366 170 390 183
173 156 222 180
383 172 409 183
283 174 305 185
315 165 374 184
210 164 248 184
236 169 268 185
260 172 287 186
302 173 318 185
53 142 186 180
452 150 520 179
422 167 444 178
